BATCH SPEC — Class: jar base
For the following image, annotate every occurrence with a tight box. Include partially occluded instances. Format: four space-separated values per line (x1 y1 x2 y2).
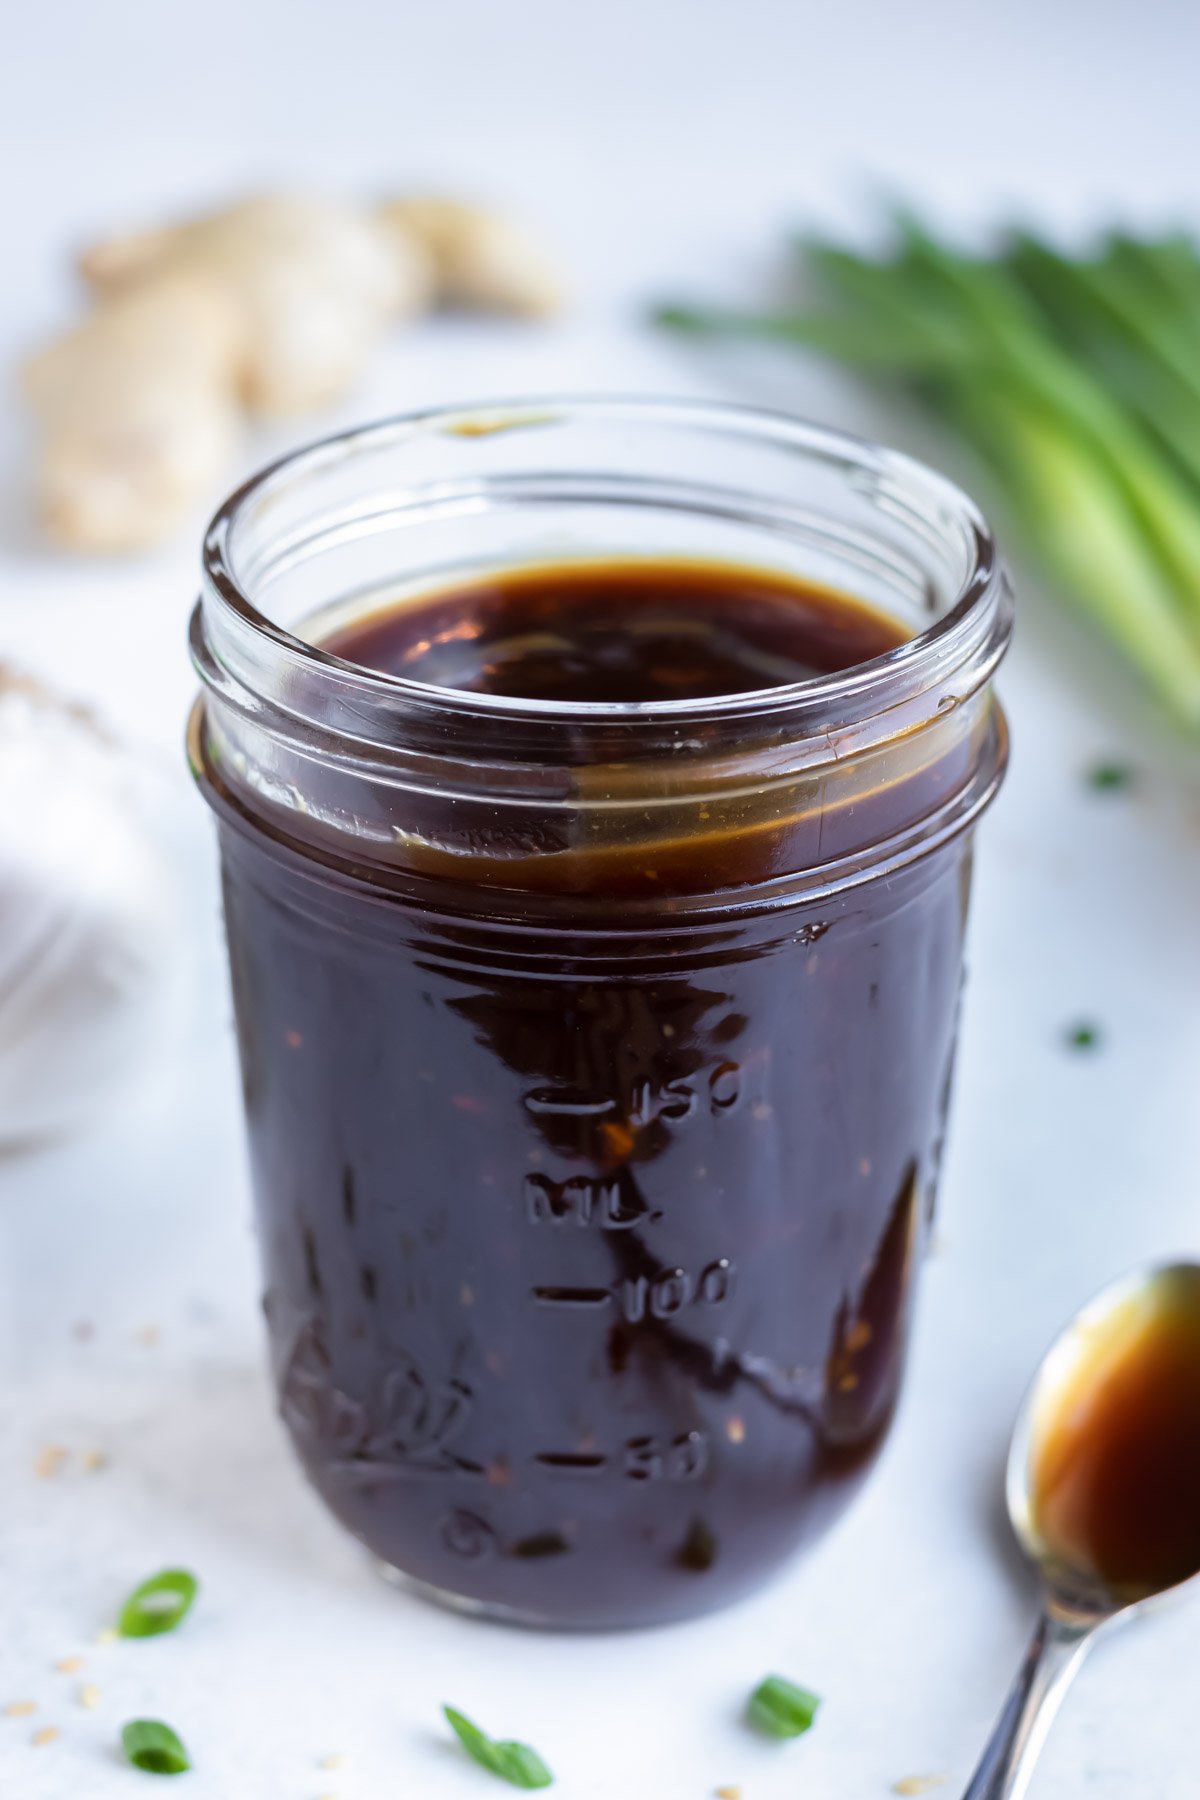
372 1558 629 1632
371 1553 786 1631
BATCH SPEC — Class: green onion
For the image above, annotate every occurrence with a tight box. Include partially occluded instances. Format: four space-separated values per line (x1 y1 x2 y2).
1087 760 1134 790
117 1569 199 1639
1066 1021 1102 1050
1006 233 1200 494
444 1705 553 1789
656 216 1200 730
747 1673 821 1738
121 1719 191 1775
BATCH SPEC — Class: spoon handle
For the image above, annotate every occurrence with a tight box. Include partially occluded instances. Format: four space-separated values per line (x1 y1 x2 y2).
959 1609 1095 1800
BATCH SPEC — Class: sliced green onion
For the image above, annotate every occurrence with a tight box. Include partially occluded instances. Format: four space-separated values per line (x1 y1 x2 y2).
118 1569 199 1639
1066 1022 1102 1050
444 1705 553 1789
748 1673 821 1739
1087 761 1135 790
121 1719 191 1775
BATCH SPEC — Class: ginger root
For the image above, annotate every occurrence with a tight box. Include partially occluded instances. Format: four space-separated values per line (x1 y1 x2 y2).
22 272 243 554
378 197 565 317
79 195 433 416
23 191 563 552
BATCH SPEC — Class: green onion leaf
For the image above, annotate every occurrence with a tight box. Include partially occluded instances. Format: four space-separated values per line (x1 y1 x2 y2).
117 1569 199 1639
748 1673 821 1739
655 217 1200 730
444 1705 553 1788
121 1719 191 1775
1066 1022 1102 1050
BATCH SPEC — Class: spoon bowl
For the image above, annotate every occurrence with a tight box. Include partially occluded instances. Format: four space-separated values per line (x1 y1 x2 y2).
1008 1259 1200 1614
962 1260 1200 1800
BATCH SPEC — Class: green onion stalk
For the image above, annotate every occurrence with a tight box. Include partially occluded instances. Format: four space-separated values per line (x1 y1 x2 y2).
656 216 1200 729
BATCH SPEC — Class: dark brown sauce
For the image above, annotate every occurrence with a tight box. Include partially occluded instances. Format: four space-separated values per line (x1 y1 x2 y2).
206 558 973 1626
1030 1275 1200 1599
322 558 906 703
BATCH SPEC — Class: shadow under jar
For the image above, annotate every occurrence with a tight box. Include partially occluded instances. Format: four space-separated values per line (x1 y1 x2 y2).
189 398 1012 1628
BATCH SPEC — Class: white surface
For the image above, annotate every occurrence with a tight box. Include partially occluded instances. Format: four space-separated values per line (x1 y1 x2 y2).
2 2 1200 1795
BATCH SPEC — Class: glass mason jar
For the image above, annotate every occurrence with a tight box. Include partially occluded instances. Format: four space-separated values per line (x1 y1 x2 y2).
189 397 1011 1629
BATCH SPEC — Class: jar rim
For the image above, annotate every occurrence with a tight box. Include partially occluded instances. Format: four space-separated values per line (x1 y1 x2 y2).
200 394 1009 730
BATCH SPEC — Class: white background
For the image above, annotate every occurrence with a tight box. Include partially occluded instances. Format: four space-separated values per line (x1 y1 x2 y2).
2 2 1199 1796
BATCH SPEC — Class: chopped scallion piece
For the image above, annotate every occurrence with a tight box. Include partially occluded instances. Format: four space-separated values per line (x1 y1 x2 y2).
1087 760 1134 790
121 1718 191 1775
117 1569 199 1639
748 1673 821 1739
444 1705 553 1788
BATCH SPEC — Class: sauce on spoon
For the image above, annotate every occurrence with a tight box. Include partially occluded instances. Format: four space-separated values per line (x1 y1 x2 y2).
1029 1269 1200 1600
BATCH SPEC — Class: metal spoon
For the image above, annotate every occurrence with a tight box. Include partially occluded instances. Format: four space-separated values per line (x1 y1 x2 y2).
962 1260 1200 1800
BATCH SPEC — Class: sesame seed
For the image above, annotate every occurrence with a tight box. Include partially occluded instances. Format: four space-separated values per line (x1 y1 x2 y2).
55 1658 84 1675
893 1779 947 1796
32 1726 59 1747
82 1450 108 1472
726 1416 746 1444
320 1753 348 1770
34 1445 68 1478
5 1701 37 1717
715 1787 742 1799
93 1628 117 1647
846 1319 873 1353
80 1686 101 1710
838 1372 860 1392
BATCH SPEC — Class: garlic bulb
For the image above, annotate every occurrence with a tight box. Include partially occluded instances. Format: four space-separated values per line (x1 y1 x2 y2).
0 671 179 1147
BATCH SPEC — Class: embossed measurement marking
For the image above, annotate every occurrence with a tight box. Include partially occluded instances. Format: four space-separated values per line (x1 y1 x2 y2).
531 1260 736 1320
534 1433 709 1482
534 1451 609 1474
532 1286 614 1309
525 1089 616 1118
522 1063 744 1128
627 1078 696 1124
625 1430 708 1481
524 1173 662 1229
622 1258 735 1319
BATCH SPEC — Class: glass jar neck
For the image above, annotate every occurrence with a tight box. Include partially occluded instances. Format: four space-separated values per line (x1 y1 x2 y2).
190 397 1012 903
